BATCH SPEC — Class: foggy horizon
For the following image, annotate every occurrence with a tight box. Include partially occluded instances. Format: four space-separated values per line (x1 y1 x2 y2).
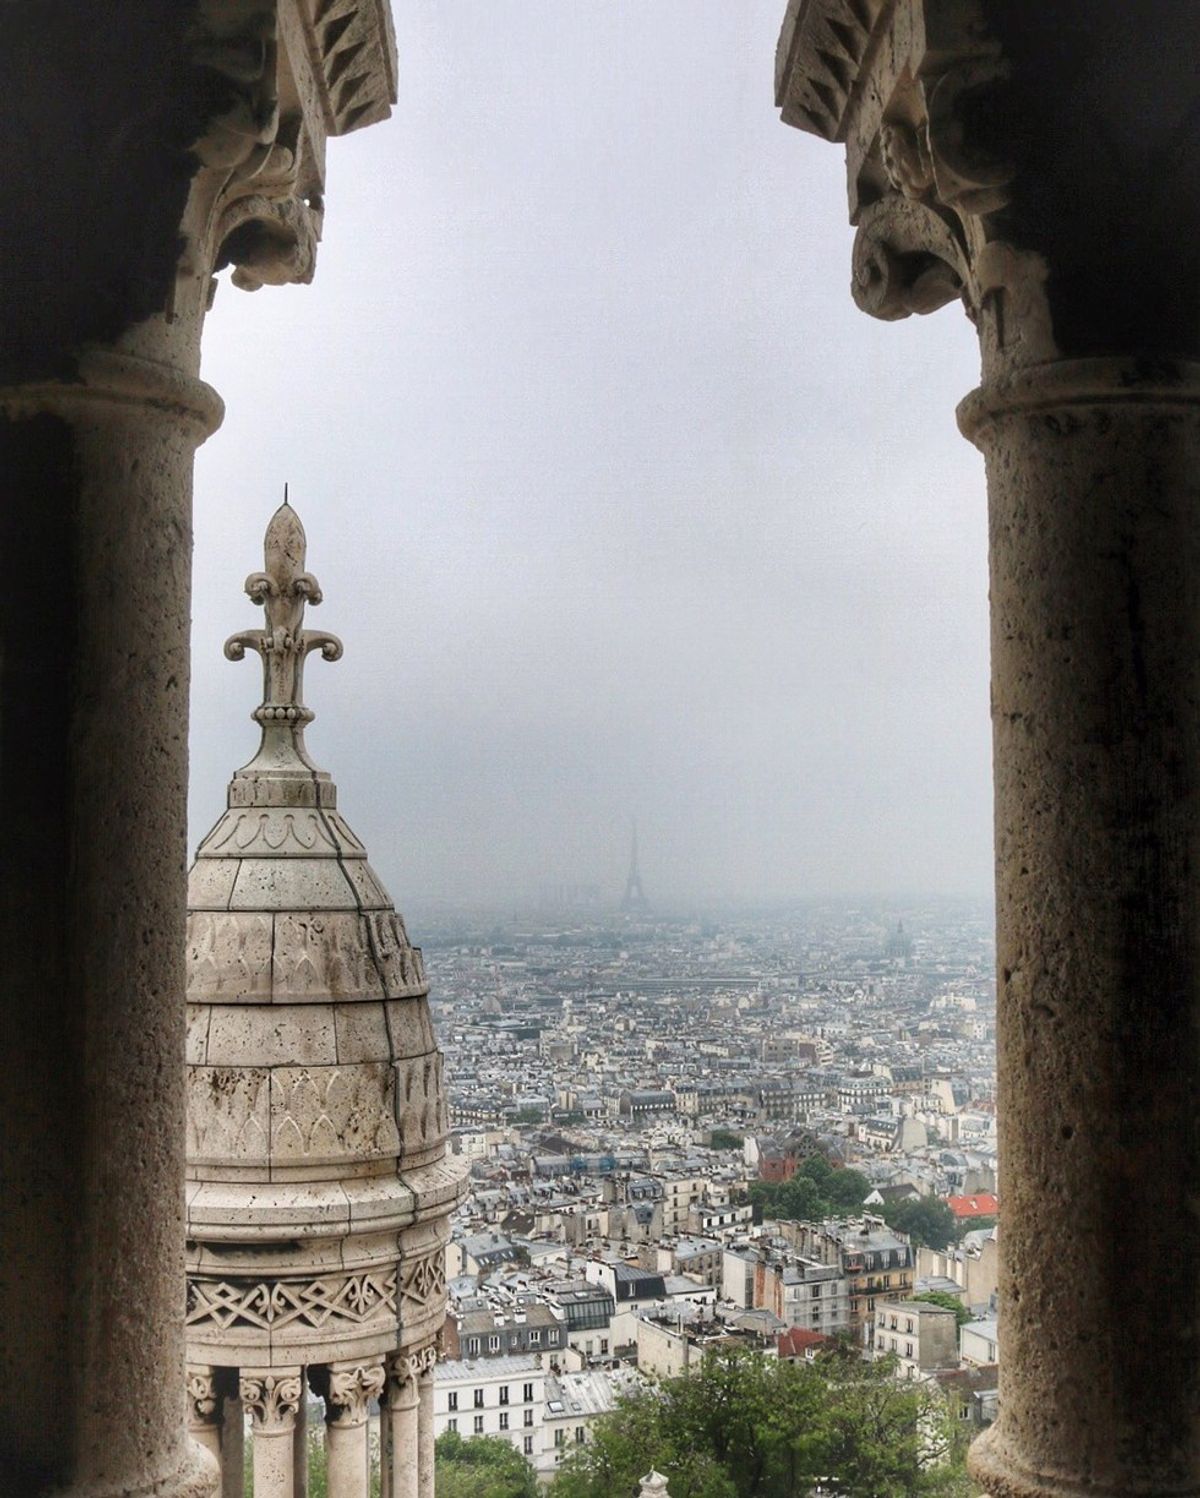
190 2 993 911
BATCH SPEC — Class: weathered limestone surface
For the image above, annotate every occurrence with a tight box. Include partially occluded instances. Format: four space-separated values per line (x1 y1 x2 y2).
0 4 396 1493
777 2 1200 1493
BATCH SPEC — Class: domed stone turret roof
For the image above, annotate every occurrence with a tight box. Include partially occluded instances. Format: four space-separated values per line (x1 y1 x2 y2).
184 502 462 1376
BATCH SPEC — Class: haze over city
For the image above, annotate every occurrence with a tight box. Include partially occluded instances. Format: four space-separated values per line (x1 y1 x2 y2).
190 0 991 908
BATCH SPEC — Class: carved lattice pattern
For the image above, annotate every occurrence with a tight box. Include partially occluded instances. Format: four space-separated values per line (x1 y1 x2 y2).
187 1270 397 1330
399 1251 446 1310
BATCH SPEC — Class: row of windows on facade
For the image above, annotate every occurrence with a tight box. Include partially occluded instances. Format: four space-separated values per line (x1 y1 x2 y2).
849 1274 908 1304
448 1382 537 1410
445 1411 538 1434
463 1328 561 1355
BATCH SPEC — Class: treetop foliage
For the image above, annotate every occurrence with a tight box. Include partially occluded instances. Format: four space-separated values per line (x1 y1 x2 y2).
748 1157 962 1251
436 1430 539 1498
547 1346 972 1498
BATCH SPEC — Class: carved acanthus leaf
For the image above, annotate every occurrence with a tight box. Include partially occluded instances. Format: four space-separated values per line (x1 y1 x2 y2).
326 1362 387 1426
185 7 326 297
190 9 281 173
851 196 967 322
240 1371 303 1430
779 0 1056 372
186 1365 220 1425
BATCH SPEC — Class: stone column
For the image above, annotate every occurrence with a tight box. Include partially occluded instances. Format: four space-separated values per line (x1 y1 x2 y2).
775 2 1200 1494
240 1372 302 1498
386 1355 421 1498
294 1389 309 1498
961 364 1200 1497
220 1392 245 1498
186 1367 224 1469
324 1363 386 1498
0 6 396 1495
416 1352 436 1498
0 345 222 1498
379 1405 392 1498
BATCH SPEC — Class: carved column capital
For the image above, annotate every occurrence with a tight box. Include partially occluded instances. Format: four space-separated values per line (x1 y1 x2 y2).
240 1370 303 1432
777 0 1200 371
386 1342 437 1408
151 0 399 337
185 1364 222 1427
325 1361 386 1428
776 0 1046 376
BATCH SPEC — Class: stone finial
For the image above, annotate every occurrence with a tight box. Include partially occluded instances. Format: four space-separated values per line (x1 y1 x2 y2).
225 498 342 764
640 1472 671 1497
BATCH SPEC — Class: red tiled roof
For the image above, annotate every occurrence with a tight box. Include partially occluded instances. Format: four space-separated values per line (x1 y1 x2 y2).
946 1194 999 1218
777 1328 831 1358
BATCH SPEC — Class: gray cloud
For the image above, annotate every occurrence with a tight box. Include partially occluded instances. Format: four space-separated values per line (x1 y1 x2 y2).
191 1 992 909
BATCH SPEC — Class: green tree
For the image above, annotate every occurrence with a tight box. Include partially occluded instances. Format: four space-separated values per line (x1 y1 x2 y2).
817 1356 972 1498
747 1157 871 1226
880 1197 957 1250
547 1348 971 1498
777 1174 824 1222
912 1290 972 1328
822 1166 872 1213
796 1154 832 1186
435 1430 539 1498
710 1129 744 1151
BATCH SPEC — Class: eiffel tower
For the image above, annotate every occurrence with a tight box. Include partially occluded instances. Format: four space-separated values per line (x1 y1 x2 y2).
621 819 650 913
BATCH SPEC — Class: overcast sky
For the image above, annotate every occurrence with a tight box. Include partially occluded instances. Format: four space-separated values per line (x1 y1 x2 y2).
191 1 991 911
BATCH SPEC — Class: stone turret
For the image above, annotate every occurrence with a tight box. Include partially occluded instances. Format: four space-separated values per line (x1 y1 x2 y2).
183 502 463 1497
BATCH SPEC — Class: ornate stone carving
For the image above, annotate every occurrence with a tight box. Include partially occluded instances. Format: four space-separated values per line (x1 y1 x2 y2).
879 121 934 201
189 1269 398 1332
303 0 397 136
187 912 274 996
206 810 342 857
182 2 380 303
270 1062 400 1161
325 1361 386 1427
187 1066 271 1162
186 504 466 1390
776 0 1055 376
389 1343 437 1386
399 1251 446 1314
366 910 427 994
185 1365 221 1425
226 501 342 727
273 912 385 998
240 1371 303 1431
850 197 967 322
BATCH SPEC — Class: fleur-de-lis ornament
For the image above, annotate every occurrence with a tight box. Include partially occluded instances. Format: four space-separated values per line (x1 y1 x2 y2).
225 497 341 769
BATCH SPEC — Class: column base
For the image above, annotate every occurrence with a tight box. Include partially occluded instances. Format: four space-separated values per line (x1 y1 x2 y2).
56 1441 219 1498
970 1427 1200 1498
